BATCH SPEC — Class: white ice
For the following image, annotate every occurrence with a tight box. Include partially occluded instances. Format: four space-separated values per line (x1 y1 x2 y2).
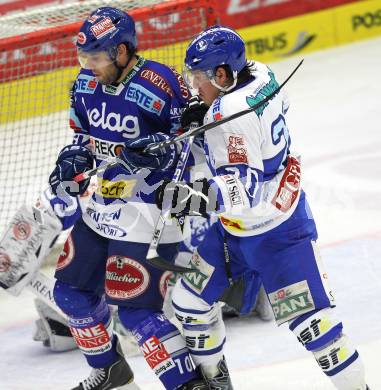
1 36 381 389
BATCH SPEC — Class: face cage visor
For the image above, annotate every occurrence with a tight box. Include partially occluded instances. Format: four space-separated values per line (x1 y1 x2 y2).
77 46 117 70
182 67 215 92
182 66 238 94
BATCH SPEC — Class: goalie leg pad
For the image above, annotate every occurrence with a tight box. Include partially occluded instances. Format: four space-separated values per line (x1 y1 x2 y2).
172 279 226 378
119 307 200 390
53 280 118 368
33 298 77 352
290 307 367 390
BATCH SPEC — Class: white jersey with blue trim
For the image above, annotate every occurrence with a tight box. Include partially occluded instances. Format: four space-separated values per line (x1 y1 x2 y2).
204 61 302 236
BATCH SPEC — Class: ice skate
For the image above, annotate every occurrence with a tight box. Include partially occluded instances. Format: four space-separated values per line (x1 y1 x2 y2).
204 357 233 390
71 338 139 390
178 377 210 389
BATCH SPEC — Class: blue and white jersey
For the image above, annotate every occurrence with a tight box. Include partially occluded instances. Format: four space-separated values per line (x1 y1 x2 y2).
69 57 190 242
205 61 302 236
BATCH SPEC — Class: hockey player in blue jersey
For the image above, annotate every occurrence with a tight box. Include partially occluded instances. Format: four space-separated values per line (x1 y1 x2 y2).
154 26 371 390
48 7 210 390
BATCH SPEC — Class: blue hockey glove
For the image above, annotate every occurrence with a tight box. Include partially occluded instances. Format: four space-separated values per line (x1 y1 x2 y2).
119 133 177 172
49 145 93 197
180 95 209 128
156 178 218 218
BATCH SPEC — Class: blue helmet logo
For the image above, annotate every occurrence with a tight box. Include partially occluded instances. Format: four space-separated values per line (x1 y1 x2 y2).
196 39 208 52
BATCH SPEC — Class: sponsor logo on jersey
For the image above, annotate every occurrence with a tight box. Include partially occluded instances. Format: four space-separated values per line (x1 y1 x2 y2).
269 280 315 324
103 83 124 96
246 70 279 116
271 155 301 212
90 17 116 39
170 107 185 118
226 134 248 164
105 256 150 299
76 74 98 94
86 207 121 223
183 252 214 294
220 174 245 207
70 323 111 354
95 223 128 238
13 221 31 240
141 336 172 374
212 97 222 121
90 137 124 159
87 101 140 138
95 179 137 199
125 82 165 115
56 234 75 270
140 69 173 96
0 252 11 272
220 216 245 232
170 67 190 99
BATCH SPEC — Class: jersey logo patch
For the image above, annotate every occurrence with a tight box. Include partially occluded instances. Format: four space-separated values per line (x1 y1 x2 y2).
140 68 173 96
76 74 98 94
126 82 165 115
246 70 279 116
271 155 301 213
226 134 248 164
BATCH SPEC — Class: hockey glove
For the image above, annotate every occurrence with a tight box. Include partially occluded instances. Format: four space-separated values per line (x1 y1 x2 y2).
119 133 177 173
49 145 93 197
180 95 209 128
156 178 218 218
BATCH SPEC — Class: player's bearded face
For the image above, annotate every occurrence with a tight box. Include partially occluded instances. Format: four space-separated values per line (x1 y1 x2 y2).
77 49 119 85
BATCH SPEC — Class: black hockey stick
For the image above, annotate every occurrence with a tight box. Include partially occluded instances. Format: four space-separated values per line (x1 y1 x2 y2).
73 60 304 184
146 129 197 273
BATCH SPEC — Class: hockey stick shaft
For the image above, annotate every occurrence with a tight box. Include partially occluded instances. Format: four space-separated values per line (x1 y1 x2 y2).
73 60 303 183
146 128 197 273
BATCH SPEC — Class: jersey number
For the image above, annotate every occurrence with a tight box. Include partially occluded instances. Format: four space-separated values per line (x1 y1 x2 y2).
271 114 289 146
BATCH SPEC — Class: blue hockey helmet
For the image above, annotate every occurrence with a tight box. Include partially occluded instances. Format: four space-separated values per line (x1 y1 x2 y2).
184 25 246 91
76 7 137 69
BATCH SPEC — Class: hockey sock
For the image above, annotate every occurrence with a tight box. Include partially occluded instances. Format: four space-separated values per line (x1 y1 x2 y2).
172 280 226 378
53 281 118 368
290 308 367 390
119 307 200 390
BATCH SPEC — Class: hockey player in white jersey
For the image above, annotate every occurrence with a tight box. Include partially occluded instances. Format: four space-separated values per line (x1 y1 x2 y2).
153 26 371 390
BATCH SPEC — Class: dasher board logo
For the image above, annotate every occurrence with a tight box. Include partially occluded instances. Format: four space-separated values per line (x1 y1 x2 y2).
269 280 315 324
